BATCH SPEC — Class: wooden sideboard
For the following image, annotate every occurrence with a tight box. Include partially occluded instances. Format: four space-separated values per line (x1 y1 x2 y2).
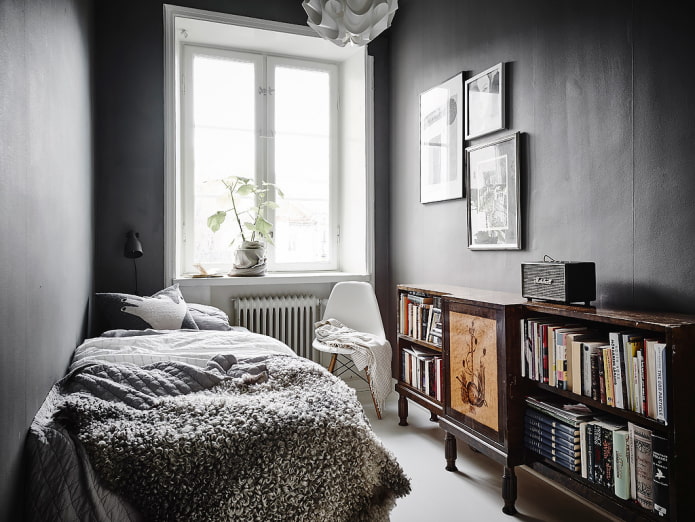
396 284 695 520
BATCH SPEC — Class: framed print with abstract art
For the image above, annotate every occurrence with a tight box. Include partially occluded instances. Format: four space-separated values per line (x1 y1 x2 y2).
466 132 520 250
465 62 505 140
420 73 463 203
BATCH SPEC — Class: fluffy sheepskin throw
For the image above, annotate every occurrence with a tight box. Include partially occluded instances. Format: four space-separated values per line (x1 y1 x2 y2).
56 354 410 522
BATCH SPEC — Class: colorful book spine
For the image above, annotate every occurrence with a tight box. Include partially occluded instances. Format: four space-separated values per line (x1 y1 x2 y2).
630 422 654 510
651 433 669 517
602 346 614 407
524 422 579 453
524 408 580 436
609 332 626 409
592 421 605 486
523 436 579 461
654 342 668 424
586 422 596 483
612 428 630 500
524 440 580 472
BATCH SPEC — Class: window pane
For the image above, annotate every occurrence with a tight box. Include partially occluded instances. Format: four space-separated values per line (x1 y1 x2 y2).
192 55 256 265
273 66 331 264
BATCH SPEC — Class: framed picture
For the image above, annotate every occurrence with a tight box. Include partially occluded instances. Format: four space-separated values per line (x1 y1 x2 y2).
465 62 505 140
466 132 520 250
420 73 463 203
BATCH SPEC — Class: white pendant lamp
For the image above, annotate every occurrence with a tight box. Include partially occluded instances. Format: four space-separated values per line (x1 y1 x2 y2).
303 0 398 47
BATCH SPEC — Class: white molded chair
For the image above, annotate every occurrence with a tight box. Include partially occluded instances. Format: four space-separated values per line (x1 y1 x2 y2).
313 281 387 419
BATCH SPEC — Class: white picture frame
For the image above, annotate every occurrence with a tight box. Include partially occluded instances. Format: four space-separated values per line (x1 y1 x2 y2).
466 132 521 250
465 62 505 140
420 73 463 203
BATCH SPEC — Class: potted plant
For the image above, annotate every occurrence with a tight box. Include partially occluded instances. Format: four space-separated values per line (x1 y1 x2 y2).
207 176 282 276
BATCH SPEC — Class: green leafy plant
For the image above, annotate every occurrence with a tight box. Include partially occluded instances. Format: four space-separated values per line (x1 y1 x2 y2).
206 176 282 246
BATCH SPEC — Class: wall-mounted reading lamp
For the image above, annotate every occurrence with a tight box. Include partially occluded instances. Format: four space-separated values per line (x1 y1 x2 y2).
124 230 143 295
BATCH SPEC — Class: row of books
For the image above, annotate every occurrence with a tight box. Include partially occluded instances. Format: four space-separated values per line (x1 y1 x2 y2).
521 318 668 423
400 346 444 401
398 293 443 346
525 396 669 517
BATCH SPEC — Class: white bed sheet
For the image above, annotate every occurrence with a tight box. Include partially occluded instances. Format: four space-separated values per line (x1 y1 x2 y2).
70 329 295 371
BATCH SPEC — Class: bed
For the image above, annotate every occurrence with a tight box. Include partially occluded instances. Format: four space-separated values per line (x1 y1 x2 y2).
26 286 410 521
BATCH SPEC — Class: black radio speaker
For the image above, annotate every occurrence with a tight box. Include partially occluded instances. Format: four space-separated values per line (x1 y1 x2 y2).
521 261 596 305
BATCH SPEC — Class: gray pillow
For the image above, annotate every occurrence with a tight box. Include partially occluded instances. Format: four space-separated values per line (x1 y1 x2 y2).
96 284 198 331
187 303 232 331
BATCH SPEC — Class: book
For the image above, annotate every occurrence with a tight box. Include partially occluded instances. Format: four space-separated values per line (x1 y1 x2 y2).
612 428 630 500
582 341 605 398
524 414 580 440
525 408 580 438
426 307 441 345
525 396 594 427
597 349 606 404
624 334 644 411
602 346 615 407
637 348 646 415
591 419 605 485
524 440 581 472
524 422 580 454
585 421 596 482
405 294 433 338
579 421 590 479
644 339 658 418
598 418 626 490
523 435 580 461
544 322 559 385
630 422 654 510
651 433 669 517
565 332 600 395
654 342 668 424
554 327 587 390
608 331 627 409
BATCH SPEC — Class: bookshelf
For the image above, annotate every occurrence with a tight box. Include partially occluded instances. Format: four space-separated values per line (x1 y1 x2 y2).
396 284 527 514
395 285 450 425
396 284 695 520
520 301 695 521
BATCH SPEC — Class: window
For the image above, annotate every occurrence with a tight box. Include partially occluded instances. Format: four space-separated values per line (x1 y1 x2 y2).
165 9 372 280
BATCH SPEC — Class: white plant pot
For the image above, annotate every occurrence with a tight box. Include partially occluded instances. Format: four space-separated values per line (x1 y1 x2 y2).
230 241 267 276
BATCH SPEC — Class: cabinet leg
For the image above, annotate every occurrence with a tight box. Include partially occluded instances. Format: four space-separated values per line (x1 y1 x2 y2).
398 394 409 426
445 432 458 472
429 412 438 422
502 465 517 515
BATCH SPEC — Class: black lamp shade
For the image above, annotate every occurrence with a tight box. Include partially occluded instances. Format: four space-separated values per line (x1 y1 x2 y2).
124 230 143 259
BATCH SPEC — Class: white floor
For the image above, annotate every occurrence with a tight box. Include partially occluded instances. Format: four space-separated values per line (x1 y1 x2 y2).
349 379 621 522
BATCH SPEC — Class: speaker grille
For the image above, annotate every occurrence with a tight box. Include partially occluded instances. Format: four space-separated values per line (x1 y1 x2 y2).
522 264 566 300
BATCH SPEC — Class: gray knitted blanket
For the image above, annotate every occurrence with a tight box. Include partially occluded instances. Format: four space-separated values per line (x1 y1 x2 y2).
55 354 410 521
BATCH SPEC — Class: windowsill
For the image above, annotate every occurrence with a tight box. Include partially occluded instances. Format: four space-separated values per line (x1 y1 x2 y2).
174 271 370 287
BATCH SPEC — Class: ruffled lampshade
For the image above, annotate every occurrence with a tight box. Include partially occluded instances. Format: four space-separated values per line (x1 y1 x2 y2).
303 0 398 47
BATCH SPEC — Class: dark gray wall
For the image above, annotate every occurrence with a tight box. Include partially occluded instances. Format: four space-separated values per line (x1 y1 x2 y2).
388 0 695 333
0 0 93 519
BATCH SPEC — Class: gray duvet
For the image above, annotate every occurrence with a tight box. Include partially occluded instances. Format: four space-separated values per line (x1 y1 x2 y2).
27 332 410 521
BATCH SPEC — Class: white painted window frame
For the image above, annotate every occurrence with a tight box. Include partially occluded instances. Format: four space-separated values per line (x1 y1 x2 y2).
163 5 374 286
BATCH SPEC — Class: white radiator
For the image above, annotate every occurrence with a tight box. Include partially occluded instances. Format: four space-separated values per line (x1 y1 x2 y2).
232 295 321 361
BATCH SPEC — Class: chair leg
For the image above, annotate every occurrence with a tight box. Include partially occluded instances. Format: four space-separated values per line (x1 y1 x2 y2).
327 353 338 373
365 369 382 420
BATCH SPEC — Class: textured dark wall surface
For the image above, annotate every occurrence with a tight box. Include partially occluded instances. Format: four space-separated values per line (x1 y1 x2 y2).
0 0 93 519
388 0 695 328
